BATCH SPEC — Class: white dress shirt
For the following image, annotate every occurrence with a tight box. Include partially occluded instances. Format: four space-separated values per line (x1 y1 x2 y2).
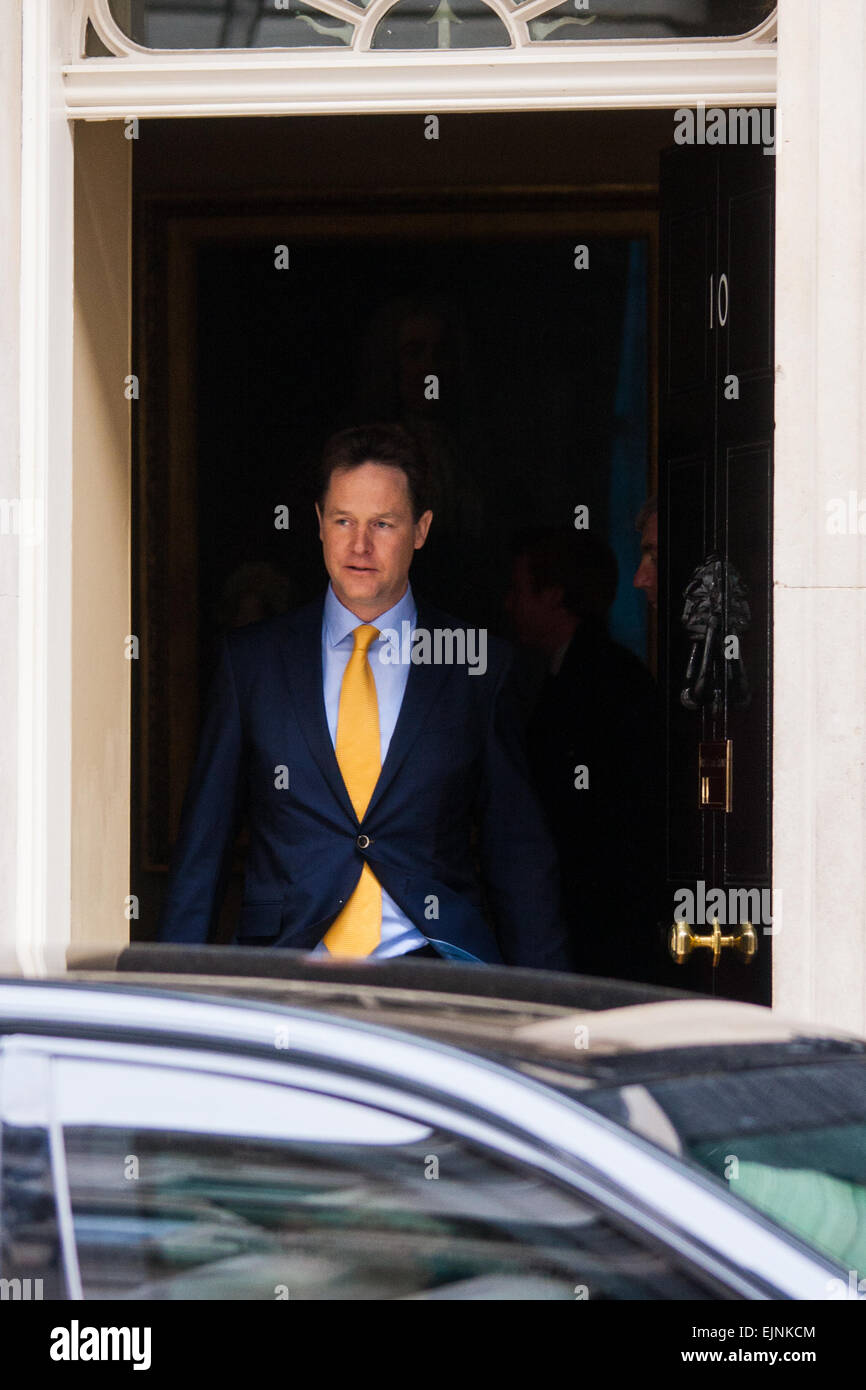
313 581 428 958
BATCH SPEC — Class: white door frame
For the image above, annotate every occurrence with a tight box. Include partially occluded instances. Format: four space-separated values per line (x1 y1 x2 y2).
18 1 787 980
16 0 75 973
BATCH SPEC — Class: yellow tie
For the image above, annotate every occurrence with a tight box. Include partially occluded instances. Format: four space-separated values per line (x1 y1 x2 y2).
323 624 383 957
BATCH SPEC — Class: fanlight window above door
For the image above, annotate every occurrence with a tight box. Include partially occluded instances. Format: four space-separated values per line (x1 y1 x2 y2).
88 0 777 54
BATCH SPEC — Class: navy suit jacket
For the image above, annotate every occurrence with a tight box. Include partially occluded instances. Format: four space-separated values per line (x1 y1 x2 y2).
158 592 571 970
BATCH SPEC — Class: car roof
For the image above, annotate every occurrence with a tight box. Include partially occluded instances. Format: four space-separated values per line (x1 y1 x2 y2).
2 943 863 1091
96 942 686 1011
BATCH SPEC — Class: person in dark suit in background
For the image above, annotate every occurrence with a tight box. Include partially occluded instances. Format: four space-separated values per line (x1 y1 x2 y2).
159 424 569 971
505 525 664 983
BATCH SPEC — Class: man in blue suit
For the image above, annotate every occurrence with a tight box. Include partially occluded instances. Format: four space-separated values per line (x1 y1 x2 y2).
158 423 570 969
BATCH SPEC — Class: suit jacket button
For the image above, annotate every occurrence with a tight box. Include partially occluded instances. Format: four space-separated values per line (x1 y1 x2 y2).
356 833 371 849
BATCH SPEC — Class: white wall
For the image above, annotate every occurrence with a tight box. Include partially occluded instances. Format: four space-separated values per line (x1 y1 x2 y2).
12 0 75 971
0 1 22 957
774 0 866 1032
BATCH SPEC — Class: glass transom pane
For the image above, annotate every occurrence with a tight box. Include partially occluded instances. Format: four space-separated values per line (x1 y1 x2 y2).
372 0 510 49
525 0 775 41
109 0 357 50
104 0 775 50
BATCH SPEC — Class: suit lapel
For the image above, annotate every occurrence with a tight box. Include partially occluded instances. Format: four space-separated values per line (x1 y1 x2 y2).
363 599 452 822
277 595 358 825
278 593 454 826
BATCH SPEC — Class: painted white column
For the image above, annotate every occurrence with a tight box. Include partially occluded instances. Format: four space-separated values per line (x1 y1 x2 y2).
774 0 866 1032
14 0 76 971
0 1 22 960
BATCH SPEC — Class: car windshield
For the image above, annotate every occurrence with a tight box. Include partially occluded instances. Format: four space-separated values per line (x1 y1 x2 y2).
578 1055 866 1287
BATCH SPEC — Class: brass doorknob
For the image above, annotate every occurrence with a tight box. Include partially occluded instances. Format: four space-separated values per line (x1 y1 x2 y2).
669 918 757 967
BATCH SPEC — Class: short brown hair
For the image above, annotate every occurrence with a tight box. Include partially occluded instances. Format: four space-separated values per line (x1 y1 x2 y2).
317 423 431 521
511 526 618 622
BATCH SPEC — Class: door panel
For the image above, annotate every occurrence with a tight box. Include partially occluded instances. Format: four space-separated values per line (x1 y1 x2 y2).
723 442 773 887
665 451 712 885
659 141 775 1004
721 150 775 385
667 209 715 396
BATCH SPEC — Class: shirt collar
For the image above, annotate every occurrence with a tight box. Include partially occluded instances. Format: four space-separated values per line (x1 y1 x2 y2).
324 581 417 649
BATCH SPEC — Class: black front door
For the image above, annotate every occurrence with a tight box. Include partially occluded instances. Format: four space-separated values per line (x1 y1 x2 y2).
659 141 775 1004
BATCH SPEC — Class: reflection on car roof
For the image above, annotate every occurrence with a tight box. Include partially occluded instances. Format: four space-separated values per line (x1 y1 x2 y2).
511 998 856 1055
54 967 866 1083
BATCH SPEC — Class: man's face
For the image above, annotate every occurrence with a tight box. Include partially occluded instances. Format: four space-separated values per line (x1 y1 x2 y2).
633 512 658 609
316 462 432 620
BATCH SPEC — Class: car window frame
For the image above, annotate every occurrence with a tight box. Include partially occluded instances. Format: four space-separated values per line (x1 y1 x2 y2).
49 1047 723 1302
0 1018 828 1302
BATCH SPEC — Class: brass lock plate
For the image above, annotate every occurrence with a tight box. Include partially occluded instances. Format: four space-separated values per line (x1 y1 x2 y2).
699 739 732 812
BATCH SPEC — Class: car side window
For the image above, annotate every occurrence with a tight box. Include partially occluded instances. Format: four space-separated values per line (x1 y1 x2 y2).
0 1046 65 1298
55 1056 724 1300
0 1123 66 1300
